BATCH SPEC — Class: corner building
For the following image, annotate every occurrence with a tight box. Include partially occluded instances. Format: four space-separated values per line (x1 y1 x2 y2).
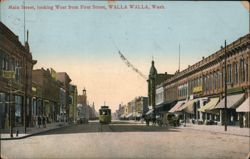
0 22 37 129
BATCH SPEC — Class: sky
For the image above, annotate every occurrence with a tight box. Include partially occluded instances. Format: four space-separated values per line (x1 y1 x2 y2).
0 0 249 111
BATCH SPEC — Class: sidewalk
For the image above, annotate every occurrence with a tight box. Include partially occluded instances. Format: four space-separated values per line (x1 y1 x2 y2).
0 122 71 140
180 123 250 137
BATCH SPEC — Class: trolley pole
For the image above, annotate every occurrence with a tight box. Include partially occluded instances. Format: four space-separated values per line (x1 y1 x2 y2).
224 40 227 132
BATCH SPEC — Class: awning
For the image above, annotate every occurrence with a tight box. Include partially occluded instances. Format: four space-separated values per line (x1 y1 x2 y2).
146 109 154 115
213 93 245 109
126 113 133 118
120 114 125 118
156 100 175 108
136 113 142 117
236 97 250 112
198 97 219 112
177 99 197 114
169 100 185 113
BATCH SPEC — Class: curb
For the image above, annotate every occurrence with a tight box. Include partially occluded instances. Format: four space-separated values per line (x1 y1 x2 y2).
182 126 250 137
0 124 73 140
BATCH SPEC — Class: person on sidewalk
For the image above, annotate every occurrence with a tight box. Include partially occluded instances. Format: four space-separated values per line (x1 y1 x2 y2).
42 116 46 128
38 116 41 128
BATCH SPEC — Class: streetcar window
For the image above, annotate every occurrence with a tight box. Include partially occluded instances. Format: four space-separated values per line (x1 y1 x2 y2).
100 110 108 115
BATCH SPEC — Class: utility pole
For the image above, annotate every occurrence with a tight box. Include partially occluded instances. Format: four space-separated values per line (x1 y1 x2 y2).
23 0 26 44
9 80 13 138
178 44 180 72
224 40 227 131
24 59 28 133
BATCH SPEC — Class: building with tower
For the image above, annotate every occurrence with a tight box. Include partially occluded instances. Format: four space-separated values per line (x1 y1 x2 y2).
77 88 90 122
78 88 87 106
147 60 174 115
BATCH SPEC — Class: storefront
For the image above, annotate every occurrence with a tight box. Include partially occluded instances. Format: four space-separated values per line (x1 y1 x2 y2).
0 92 6 129
213 93 245 126
198 97 220 123
236 97 250 128
14 95 22 126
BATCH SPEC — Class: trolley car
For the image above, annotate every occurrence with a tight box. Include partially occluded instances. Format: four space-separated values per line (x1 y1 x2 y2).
99 106 111 124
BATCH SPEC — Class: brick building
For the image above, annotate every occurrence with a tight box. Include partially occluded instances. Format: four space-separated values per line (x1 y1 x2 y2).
32 68 60 123
0 22 36 129
160 34 249 127
56 72 72 121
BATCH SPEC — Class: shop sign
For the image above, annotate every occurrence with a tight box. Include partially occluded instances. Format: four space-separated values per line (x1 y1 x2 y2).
2 71 15 79
193 86 202 93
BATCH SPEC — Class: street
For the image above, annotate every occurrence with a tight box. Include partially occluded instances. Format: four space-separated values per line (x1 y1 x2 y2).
1 121 249 159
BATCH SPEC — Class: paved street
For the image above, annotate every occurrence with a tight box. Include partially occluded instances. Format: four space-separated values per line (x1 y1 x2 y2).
1 121 249 159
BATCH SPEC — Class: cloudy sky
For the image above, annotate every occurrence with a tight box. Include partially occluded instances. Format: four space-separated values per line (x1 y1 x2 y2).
0 0 249 111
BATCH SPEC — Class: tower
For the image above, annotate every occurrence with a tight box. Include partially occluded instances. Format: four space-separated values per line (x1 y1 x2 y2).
148 60 158 109
82 88 87 106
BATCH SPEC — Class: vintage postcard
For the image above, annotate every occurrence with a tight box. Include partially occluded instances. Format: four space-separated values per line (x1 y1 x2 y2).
0 0 249 159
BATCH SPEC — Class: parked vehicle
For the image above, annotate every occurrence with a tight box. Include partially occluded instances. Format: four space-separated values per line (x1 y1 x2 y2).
161 113 180 127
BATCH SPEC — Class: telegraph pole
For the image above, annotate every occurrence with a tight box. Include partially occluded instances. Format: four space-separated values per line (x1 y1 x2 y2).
224 40 227 131
9 80 13 137
178 44 180 72
24 60 27 133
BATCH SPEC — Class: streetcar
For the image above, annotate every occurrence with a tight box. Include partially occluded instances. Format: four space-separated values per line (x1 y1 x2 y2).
99 106 111 124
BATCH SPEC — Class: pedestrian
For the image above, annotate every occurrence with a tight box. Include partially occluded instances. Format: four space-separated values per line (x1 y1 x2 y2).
38 116 41 128
42 116 46 128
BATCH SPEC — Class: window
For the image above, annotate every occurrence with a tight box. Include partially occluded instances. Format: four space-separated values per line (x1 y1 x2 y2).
222 68 225 87
246 63 248 82
214 72 217 90
204 77 207 92
2 58 7 70
240 59 245 82
228 64 232 83
234 63 238 84
217 71 220 89
209 74 213 91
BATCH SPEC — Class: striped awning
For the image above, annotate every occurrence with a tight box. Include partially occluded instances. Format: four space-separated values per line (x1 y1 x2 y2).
177 99 197 114
169 100 185 113
214 93 245 109
120 114 125 118
146 109 154 115
198 97 219 112
236 97 250 112
126 113 133 118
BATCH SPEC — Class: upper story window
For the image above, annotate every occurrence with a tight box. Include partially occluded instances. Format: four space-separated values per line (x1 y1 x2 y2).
2 57 8 70
222 67 225 87
234 63 238 84
209 74 213 91
217 71 221 89
246 63 249 82
240 59 245 82
227 64 232 83
213 72 217 89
